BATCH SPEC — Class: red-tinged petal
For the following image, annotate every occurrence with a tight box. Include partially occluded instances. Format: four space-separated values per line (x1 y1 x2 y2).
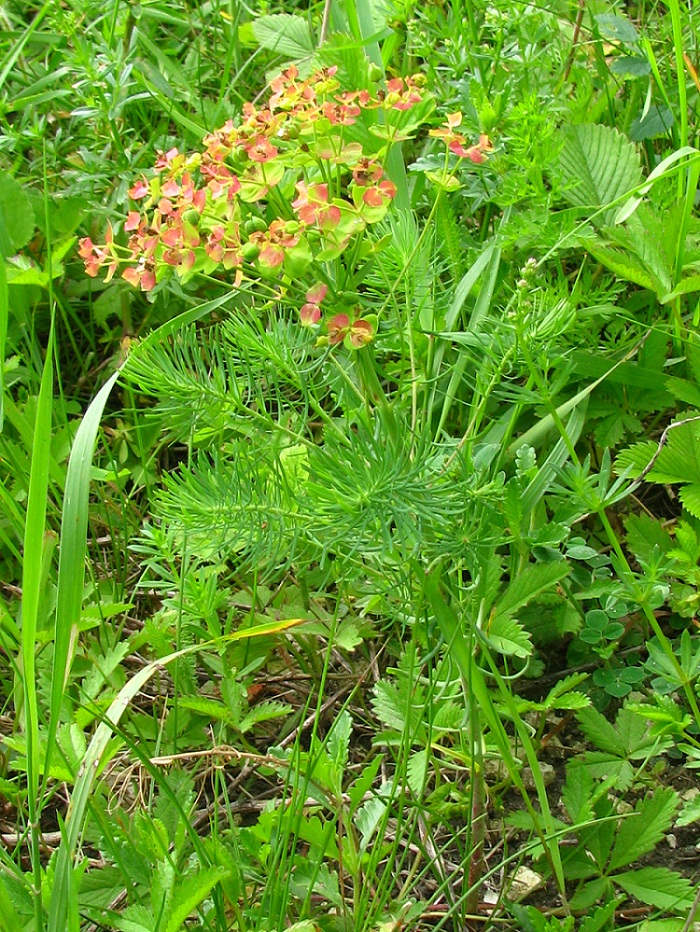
300 303 321 325
124 211 141 232
128 179 150 200
327 313 350 343
122 267 139 286
161 226 182 247
449 141 472 158
466 146 487 164
161 180 180 197
362 187 384 207
318 204 342 231
141 270 156 291
78 237 95 259
258 243 284 268
182 222 200 248
162 248 182 266
305 282 328 304
349 320 374 347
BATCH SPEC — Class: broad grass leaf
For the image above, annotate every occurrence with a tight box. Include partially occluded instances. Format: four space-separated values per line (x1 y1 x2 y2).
608 787 678 871
252 14 315 59
613 866 694 910
558 124 642 218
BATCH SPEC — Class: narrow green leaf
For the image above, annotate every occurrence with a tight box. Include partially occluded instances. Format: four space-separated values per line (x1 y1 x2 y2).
20 315 55 926
45 369 121 788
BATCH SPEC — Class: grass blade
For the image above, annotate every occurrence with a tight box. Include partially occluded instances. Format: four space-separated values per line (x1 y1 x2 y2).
20 316 55 932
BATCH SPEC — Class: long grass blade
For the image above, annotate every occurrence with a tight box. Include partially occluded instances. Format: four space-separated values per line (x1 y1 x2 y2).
20 315 55 932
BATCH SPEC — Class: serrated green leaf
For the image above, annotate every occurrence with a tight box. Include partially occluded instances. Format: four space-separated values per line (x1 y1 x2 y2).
577 706 628 756
615 441 656 477
569 876 609 912
613 866 694 910
608 788 678 871
492 561 570 621
595 13 639 43
624 513 672 565
559 125 642 220
661 273 700 303
485 614 532 658
164 866 230 932
238 699 293 733
326 709 352 769
630 106 674 142
665 376 700 408
585 242 660 291
355 794 387 852
677 793 700 826
252 14 315 59
579 900 621 932
679 483 700 518
609 56 651 78
177 696 236 725
561 764 596 825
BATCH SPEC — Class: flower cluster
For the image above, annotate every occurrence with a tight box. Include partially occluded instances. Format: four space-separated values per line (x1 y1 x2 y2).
428 111 493 163
80 69 492 347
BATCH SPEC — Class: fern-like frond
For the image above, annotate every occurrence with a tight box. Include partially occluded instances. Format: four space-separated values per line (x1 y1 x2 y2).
153 443 310 575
